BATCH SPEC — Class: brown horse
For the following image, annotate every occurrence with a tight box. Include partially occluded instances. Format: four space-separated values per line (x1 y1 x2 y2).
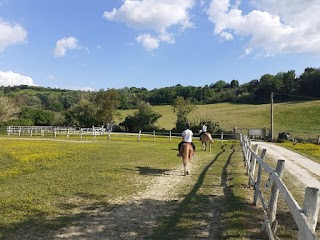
200 132 213 151
179 143 194 176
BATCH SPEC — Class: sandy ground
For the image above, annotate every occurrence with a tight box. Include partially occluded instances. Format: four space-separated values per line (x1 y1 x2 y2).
51 156 224 240
254 141 320 190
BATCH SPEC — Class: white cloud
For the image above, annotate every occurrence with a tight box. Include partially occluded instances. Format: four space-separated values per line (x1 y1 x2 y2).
220 31 233 40
0 71 34 86
136 34 160 51
0 20 27 52
104 0 195 51
206 0 320 56
53 37 79 57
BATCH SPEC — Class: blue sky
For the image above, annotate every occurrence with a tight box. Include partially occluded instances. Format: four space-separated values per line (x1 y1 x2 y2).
0 0 320 91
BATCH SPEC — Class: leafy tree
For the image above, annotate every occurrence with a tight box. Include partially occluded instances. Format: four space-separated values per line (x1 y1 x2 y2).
65 99 98 127
210 80 227 91
120 101 162 132
59 91 81 109
230 79 239 89
20 107 55 126
171 96 196 132
0 96 20 122
281 70 297 94
14 93 42 108
255 74 283 102
95 89 120 125
299 67 320 97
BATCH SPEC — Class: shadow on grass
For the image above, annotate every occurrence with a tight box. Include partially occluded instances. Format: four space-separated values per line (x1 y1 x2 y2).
221 144 267 240
137 166 170 175
147 147 227 240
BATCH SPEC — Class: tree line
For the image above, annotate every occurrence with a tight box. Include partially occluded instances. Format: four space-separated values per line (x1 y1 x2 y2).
0 67 319 132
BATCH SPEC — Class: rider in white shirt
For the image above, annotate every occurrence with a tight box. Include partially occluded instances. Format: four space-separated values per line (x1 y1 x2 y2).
177 123 195 156
199 122 207 140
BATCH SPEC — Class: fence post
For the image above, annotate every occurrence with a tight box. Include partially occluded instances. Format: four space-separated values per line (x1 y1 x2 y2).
153 130 155 142
317 135 320 145
92 125 96 139
248 144 258 186
253 149 267 205
221 132 224 142
245 138 252 167
298 187 320 239
138 130 141 142
267 159 285 235
108 130 111 140
169 130 172 142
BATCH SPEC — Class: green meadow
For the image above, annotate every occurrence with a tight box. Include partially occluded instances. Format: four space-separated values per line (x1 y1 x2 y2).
0 136 273 239
117 100 320 137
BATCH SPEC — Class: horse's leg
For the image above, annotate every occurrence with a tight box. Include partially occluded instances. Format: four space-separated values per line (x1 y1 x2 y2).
183 158 187 176
209 142 211 152
185 159 190 175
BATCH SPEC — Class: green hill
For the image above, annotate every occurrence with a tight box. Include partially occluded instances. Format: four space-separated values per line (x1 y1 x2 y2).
117 101 320 138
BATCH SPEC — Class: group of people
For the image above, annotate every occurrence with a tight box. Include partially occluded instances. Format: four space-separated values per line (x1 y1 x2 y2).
177 122 207 157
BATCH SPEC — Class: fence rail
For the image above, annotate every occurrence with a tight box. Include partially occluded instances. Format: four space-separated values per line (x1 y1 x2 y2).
240 134 320 240
5 126 239 141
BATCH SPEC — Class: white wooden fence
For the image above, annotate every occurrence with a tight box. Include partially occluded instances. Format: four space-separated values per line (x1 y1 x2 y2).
240 134 320 240
6 126 109 138
6 126 238 142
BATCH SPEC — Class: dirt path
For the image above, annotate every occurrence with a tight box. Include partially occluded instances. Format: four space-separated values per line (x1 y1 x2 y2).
52 156 224 240
254 141 320 190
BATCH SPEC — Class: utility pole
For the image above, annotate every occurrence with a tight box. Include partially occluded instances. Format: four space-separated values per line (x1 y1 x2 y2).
270 92 274 141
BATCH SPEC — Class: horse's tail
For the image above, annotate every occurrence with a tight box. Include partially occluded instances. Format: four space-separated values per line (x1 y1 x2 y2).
207 133 213 142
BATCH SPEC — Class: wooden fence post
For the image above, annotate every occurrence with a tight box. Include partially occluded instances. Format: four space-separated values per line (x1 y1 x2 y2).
298 187 320 239
169 130 172 142
138 130 141 142
153 130 155 142
267 159 285 234
253 149 267 205
248 144 258 180
245 138 252 167
221 132 224 142
108 130 111 140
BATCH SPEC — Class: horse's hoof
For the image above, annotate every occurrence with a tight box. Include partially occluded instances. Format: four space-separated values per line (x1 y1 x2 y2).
186 171 189 175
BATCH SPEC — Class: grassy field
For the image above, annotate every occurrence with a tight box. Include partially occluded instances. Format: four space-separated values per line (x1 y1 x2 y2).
117 100 320 137
0 136 276 239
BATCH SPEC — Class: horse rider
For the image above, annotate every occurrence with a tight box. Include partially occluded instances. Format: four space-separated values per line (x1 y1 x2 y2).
199 122 207 140
177 123 196 157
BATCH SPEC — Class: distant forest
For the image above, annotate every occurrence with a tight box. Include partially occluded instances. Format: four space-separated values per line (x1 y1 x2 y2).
0 67 319 128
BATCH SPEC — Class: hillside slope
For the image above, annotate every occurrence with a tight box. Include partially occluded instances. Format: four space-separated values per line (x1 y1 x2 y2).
117 101 320 137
